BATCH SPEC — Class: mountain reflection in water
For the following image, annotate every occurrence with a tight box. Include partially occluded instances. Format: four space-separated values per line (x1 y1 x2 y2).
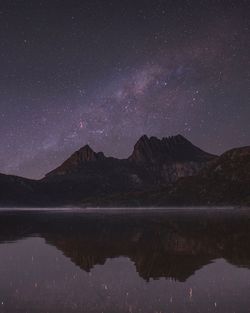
0 208 250 313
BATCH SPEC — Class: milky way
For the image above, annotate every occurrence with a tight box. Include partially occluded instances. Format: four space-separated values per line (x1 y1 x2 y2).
0 0 249 178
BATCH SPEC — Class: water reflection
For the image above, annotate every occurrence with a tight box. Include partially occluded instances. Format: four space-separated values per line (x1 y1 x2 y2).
0 208 250 312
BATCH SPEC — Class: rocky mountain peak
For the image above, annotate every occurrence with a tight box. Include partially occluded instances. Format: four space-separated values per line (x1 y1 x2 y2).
44 134 216 180
77 145 105 162
45 144 105 177
129 135 164 163
62 144 105 165
129 134 215 163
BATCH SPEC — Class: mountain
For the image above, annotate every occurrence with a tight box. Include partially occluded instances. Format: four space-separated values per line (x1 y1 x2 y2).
45 145 106 177
164 145 250 206
0 173 37 206
129 134 214 163
2 135 249 207
32 135 215 205
45 134 215 182
128 134 215 183
37 134 215 205
94 145 250 207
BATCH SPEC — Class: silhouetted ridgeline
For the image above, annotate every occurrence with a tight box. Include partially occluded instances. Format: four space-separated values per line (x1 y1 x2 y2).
0 135 249 207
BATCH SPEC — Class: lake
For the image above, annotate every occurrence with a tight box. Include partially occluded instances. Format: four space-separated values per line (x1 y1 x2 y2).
0 208 249 313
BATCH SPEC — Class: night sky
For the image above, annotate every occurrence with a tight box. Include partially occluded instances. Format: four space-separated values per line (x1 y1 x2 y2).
0 0 249 179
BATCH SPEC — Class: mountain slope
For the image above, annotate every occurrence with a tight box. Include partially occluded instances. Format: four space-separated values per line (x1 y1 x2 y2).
166 145 250 205
45 145 106 177
39 134 215 204
0 173 37 206
4 134 242 207
45 134 215 183
80 145 250 207
128 134 215 183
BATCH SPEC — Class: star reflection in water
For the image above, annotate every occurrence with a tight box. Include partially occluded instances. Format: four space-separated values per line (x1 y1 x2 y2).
0 208 249 313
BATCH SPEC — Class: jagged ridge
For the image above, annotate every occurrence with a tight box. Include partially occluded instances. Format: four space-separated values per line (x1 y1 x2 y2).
129 134 214 163
0 134 229 207
45 134 215 180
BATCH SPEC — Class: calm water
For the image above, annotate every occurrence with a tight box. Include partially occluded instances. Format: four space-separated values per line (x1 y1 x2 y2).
0 208 250 313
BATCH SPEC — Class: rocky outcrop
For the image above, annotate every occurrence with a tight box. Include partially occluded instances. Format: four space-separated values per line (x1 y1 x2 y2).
128 134 216 183
129 134 214 164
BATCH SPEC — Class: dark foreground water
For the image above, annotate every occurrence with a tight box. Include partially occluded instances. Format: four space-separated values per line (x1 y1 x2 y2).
0 208 250 313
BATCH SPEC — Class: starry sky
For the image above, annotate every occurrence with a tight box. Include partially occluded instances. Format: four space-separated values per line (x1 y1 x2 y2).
0 0 249 179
